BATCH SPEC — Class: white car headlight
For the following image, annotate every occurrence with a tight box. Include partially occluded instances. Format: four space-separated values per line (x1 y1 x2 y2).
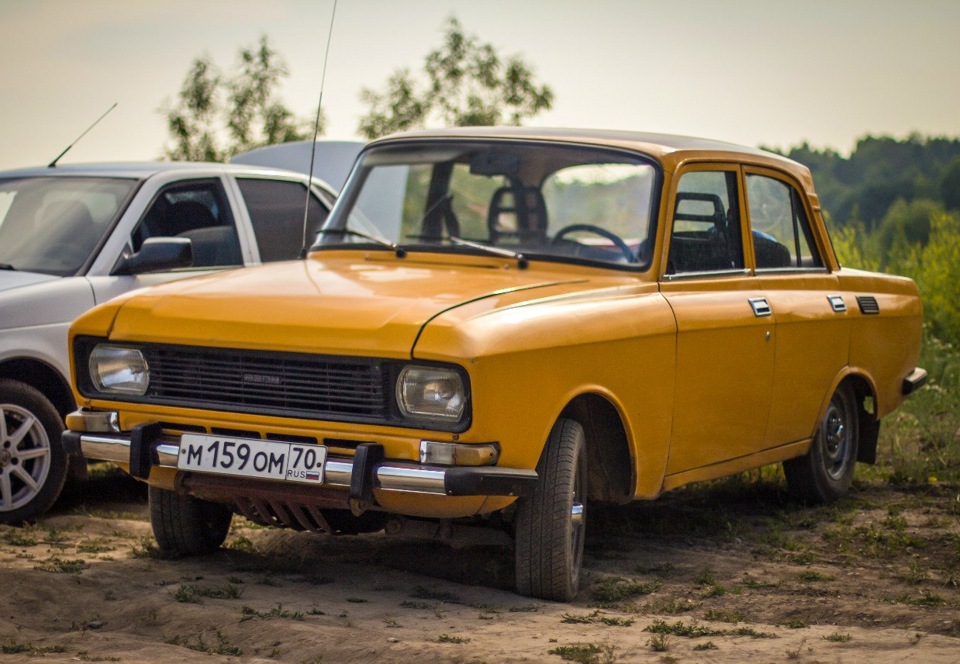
396 366 466 422
89 345 149 395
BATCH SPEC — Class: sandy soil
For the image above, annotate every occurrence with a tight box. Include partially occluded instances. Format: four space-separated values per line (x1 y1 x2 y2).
0 471 957 663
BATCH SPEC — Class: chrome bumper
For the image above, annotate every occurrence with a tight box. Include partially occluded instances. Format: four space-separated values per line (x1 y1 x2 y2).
62 417 537 499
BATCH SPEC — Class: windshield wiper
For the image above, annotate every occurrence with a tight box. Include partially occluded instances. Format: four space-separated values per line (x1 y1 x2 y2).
316 228 407 258
449 236 529 270
0 263 16 271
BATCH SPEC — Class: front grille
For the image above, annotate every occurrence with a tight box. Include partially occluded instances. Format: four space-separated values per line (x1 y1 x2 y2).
140 344 389 422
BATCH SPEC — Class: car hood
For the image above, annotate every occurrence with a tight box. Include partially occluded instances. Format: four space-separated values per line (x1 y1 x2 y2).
0 270 60 293
102 254 627 357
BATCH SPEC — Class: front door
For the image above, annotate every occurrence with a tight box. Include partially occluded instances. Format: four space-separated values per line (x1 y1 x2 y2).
660 167 775 475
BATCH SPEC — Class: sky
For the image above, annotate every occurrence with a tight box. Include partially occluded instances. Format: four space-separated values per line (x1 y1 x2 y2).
1 0 958 171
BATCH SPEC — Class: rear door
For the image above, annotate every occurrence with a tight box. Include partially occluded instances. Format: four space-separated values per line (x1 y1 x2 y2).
745 168 849 446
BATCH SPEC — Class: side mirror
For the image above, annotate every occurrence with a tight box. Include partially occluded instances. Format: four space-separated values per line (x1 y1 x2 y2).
112 237 193 275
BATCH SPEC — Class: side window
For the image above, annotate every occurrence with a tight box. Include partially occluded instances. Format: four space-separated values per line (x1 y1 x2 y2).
132 180 242 268
667 170 743 274
237 178 330 262
746 175 822 269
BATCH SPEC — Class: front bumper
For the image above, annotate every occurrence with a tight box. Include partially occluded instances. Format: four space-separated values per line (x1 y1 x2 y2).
62 413 538 501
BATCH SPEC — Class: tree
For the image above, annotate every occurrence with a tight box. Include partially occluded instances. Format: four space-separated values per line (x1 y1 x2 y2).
164 35 319 162
358 18 553 139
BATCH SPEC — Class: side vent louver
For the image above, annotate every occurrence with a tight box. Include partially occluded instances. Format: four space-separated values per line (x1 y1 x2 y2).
856 295 880 315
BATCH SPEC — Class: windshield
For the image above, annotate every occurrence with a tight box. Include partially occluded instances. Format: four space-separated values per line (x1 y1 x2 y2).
0 176 138 276
314 141 658 268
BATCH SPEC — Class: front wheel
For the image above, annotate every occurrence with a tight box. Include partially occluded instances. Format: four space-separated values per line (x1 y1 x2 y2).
515 418 587 601
0 380 68 524
784 383 859 503
149 486 233 556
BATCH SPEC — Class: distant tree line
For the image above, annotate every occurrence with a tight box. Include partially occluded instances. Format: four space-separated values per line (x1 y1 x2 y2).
795 134 960 346
774 134 960 230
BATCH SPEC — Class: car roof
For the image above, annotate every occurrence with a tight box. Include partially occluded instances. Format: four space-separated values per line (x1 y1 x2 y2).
0 160 331 183
370 126 811 186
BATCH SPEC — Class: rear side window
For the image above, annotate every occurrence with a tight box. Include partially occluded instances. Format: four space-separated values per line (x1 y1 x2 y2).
237 179 330 262
746 175 822 269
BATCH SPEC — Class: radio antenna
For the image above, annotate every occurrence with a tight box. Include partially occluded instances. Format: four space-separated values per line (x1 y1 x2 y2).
301 0 339 257
48 102 118 168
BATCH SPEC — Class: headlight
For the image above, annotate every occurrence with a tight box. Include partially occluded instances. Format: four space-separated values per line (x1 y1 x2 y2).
88 345 149 395
396 365 466 422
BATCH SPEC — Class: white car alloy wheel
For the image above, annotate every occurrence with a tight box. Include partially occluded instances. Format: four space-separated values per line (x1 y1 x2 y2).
1 402 52 512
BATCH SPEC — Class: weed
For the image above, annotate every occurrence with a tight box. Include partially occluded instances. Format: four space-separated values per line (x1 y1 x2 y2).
224 535 256 553
785 637 808 659
346 597 368 603
1 642 67 655
693 641 719 651
647 633 670 652
167 630 242 656
437 633 470 644
172 582 243 603
797 571 835 583
703 609 745 623
399 600 433 610
645 598 697 615
779 619 809 629
888 592 948 607
384 618 401 628
645 619 775 639
591 576 661 605
33 557 88 574
823 632 853 643
548 643 616 663
240 603 304 621
561 610 634 627
645 619 722 638
129 537 164 559
2 530 38 547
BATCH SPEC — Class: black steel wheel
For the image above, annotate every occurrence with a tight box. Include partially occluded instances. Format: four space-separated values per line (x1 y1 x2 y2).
149 485 233 556
515 418 587 601
784 383 859 503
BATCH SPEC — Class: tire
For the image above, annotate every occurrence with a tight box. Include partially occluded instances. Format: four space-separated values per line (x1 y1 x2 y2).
149 485 233 556
0 379 68 524
784 382 859 504
515 418 587 602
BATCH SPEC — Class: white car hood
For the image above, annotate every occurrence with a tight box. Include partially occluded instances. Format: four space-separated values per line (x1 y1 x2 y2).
0 270 60 293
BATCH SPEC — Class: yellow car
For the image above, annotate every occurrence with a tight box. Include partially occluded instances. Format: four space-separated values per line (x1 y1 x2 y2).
63 128 925 601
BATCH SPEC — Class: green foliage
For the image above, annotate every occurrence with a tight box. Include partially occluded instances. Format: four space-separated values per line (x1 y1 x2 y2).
358 18 553 139
779 134 960 229
164 35 317 162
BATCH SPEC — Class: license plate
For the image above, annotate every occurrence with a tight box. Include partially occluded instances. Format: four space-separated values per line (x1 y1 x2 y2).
177 433 326 484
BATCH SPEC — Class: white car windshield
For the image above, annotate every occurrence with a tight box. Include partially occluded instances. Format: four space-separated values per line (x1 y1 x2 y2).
314 141 658 268
0 176 137 276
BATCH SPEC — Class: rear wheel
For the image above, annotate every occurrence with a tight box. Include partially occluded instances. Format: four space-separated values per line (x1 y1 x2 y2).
784 383 859 503
515 418 587 601
149 486 233 556
0 380 68 524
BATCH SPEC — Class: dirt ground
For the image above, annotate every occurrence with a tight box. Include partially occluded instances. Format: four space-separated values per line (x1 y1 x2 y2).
1 470 958 663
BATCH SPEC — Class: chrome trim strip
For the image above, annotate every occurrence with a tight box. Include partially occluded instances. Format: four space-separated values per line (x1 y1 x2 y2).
663 268 751 281
77 433 451 495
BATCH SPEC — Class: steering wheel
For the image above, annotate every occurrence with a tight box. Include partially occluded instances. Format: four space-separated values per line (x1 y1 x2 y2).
551 224 635 263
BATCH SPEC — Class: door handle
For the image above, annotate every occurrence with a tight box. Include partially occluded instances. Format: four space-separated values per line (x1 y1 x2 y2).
749 297 771 317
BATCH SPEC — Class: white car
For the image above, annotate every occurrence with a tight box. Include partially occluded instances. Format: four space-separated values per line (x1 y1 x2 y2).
0 161 339 522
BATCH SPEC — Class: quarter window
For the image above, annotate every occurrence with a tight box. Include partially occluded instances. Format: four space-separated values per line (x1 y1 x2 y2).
746 175 822 269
